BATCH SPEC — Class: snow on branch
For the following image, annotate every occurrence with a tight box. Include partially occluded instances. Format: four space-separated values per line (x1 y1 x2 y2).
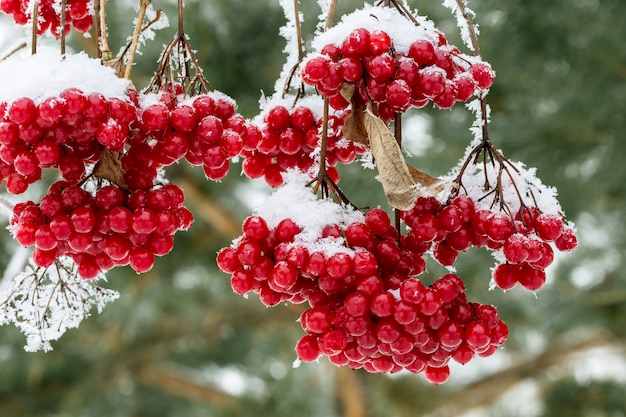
0 257 119 352
442 0 479 53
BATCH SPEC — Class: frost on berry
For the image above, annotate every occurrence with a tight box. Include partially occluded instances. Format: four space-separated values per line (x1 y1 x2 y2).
301 7 494 120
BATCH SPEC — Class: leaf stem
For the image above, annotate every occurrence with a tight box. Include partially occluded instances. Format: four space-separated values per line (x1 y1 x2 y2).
124 0 151 80
31 1 39 54
98 0 112 60
60 0 67 54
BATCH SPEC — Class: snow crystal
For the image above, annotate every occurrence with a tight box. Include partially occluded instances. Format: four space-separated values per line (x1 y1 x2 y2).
0 47 131 103
311 5 439 55
272 0 305 96
256 93 325 123
123 2 169 56
441 0 480 53
440 154 563 216
253 170 365 256
0 256 119 352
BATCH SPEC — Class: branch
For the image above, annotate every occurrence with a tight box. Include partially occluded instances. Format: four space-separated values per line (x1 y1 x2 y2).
335 366 367 417
138 364 237 407
422 332 615 417
171 176 241 239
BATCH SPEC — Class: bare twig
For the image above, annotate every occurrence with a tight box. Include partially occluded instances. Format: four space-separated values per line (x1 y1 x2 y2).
60 0 67 54
31 1 39 54
124 0 151 80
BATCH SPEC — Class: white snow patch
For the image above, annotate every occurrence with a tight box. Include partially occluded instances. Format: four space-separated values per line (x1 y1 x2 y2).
0 47 131 104
253 170 364 256
312 5 439 55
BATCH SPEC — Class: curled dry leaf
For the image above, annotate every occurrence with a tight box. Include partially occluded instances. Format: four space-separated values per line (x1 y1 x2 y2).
340 83 368 146
92 148 128 189
363 107 420 210
337 82 442 210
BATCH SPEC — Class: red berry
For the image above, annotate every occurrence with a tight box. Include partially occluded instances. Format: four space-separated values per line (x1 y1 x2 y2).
465 320 491 350
341 28 370 57
365 53 396 82
424 365 450 385
535 213 564 242
438 320 464 350
368 30 392 54
265 106 290 131
344 291 369 317
370 291 395 317
8 97 37 124
486 213 515 241
339 57 363 83
385 80 412 111
142 103 170 131
170 105 198 132
492 263 519 290
326 252 354 279
129 247 155 273
408 40 436 66
302 55 331 84
518 263 546 291
418 67 446 97
470 62 495 89
230 270 255 295
503 233 530 263
295 335 321 362
302 306 333 334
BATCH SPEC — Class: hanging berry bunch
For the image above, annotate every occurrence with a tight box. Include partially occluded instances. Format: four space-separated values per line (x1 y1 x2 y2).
300 5 493 120
215 0 578 386
218 172 509 384
135 0 254 182
240 95 368 187
0 0 93 37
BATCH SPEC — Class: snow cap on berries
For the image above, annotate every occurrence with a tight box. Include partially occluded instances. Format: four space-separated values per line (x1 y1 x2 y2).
254 170 364 255
0 47 131 104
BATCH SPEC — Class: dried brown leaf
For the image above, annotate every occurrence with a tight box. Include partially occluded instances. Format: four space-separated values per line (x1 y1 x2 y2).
363 109 419 210
407 164 444 194
340 83 369 146
93 148 128 189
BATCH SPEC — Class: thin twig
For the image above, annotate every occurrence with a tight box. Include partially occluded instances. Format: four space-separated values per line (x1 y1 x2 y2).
455 0 481 55
124 0 151 80
31 1 39 54
0 42 26 61
60 0 67 54
99 0 112 59
177 0 184 34
325 0 339 30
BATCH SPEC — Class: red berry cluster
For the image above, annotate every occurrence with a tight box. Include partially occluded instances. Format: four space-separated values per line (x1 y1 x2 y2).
241 101 365 187
0 0 93 37
9 180 192 278
401 195 578 291
133 90 250 182
301 27 494 120
296 273 508 384
0 89 136 194
217 207 508 383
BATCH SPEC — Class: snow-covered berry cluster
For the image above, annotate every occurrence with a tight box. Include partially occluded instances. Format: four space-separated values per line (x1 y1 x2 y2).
216 173 512 384
241 97 366 187
402 194 577 292
0 88 136 194
301 8 494 120
10 181 192 277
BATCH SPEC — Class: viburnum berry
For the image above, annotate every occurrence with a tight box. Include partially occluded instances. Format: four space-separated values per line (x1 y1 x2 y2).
470 62 495 89
296 335 321 362
424 365 450 385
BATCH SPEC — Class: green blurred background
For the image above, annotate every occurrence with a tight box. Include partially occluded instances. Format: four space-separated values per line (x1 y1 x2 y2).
1 0 625 416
